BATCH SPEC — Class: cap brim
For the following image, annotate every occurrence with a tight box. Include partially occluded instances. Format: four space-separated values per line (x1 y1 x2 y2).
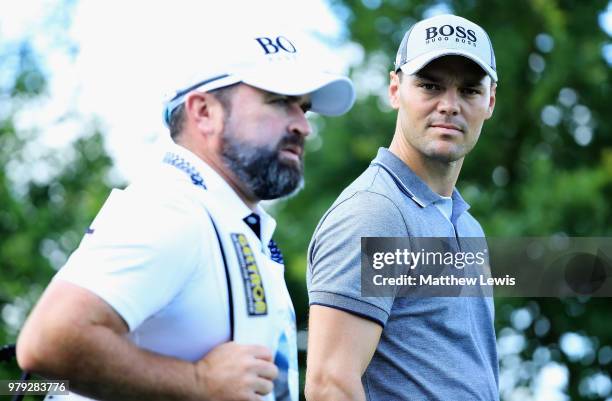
239 66 356 116
399 48 498 82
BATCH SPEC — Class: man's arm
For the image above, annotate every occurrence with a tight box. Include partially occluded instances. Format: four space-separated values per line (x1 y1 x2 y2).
17 280 277 401
306 191 408 401
305 305 382 401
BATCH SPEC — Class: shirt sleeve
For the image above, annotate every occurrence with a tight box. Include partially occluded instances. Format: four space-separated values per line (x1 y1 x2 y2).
307 190 409 327
55 185 208 331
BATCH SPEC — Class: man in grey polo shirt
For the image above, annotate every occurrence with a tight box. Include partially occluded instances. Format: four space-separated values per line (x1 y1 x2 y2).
305 14 499 401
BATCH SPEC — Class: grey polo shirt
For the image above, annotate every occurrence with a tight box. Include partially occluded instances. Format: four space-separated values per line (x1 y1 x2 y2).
307 148 499 401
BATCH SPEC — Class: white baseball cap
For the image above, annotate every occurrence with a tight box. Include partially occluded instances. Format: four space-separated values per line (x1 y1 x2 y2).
394 14 498 82
163 30 356 126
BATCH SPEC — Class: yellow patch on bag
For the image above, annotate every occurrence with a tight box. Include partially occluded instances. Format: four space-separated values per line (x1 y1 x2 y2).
231 233 267 316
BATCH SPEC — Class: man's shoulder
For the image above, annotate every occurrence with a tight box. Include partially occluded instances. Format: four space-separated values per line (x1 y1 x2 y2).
457 209 486 237
327 164 405 218
88 165 210 245
124 163 205 210
314 165 409 239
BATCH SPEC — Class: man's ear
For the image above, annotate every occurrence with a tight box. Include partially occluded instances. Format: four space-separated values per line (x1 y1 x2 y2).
184 92 224 137
485 83 497 119
389 71 401 110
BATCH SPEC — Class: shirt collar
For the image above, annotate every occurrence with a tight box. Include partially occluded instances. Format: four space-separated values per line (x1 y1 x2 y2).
164 143 277 245
371 147 471 216
450 187 470 224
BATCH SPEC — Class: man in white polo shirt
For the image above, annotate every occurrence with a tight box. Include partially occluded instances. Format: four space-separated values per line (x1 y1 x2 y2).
16 28 355 401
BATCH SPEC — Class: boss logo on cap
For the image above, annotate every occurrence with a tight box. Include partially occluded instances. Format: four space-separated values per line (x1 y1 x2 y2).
255 36 297 55
425 25 477 47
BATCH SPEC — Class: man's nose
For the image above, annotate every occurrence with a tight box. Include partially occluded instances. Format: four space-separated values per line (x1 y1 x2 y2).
437 89 460 116
288 107 311 138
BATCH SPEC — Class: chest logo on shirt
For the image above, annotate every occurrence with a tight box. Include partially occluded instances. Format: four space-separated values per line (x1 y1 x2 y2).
231 233 268 316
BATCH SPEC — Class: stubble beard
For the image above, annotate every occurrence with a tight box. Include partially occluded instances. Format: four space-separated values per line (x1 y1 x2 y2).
417 126 477 164
422 140 468 164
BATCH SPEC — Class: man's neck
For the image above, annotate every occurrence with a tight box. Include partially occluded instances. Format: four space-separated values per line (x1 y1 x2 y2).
388 135 462 197
175 140 259 211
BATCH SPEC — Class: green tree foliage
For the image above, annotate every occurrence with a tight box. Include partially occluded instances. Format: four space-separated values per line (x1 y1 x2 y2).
272 0 611 399
0 39 114 394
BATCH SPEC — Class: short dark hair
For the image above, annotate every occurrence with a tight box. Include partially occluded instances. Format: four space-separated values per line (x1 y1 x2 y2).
169 84 239 142
396 69 404 82
396 68 495 88
169 104 186 141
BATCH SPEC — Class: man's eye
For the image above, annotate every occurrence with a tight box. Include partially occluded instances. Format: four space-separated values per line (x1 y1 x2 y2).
271 97 290 105
420 83 440 91
462 88 481 95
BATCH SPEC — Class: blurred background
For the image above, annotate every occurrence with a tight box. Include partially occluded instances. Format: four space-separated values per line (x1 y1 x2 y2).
1 0 611 400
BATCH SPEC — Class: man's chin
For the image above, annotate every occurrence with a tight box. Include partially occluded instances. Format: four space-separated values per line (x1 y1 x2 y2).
281 177 305 200
424 144 467 163
257 178 304 201
426 151 465 164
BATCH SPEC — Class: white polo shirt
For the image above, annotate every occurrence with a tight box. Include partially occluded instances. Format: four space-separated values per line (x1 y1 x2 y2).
55 143 279 362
